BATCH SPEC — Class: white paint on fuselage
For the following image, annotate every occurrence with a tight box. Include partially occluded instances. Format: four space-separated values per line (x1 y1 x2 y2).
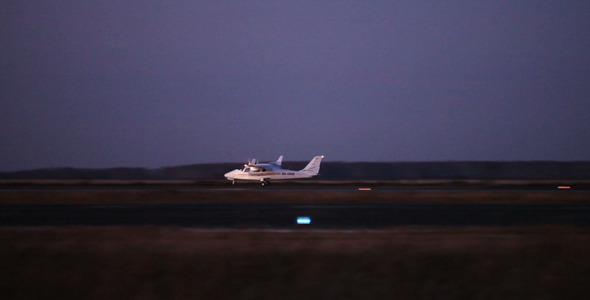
224 155 323 183
224 168 315 181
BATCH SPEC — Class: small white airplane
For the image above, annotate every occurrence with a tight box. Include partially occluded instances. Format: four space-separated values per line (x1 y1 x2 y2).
224 155 324 186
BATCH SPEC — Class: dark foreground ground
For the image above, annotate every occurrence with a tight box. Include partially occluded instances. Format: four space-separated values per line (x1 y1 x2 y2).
2 226 590 299
1 181 590 299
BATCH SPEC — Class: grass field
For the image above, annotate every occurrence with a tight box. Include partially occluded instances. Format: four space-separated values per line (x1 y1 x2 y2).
2 226 590 299
0 180 589 205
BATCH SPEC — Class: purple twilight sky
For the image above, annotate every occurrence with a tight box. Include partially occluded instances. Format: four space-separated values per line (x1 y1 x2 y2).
1 1 589 171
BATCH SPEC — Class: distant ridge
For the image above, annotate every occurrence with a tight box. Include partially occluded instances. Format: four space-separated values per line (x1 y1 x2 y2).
1 162 590 180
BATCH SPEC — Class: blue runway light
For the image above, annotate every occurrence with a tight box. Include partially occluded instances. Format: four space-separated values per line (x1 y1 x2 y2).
297 216 311 225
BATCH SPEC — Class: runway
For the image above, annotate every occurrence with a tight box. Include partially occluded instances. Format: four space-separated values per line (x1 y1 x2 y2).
1 203 589 227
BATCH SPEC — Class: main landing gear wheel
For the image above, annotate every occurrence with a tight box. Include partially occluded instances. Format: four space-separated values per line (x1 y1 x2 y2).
261 179 270 187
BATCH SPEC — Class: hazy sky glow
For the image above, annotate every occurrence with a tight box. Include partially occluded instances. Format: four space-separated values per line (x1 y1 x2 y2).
1 1 589 170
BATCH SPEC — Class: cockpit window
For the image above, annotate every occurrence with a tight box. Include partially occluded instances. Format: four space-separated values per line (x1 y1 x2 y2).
243 168 250 172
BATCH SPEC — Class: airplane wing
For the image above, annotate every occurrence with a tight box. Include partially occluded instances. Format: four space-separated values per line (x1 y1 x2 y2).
246 155 284 171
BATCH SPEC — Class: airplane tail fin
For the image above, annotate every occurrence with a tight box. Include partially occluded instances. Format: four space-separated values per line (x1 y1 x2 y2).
301 156 323 175
276 155 283 166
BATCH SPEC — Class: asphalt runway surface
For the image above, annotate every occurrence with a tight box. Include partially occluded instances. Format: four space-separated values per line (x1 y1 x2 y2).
2 203 590 227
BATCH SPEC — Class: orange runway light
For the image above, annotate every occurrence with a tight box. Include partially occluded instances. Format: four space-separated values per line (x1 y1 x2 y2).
557 186 571 189
358 188 372 191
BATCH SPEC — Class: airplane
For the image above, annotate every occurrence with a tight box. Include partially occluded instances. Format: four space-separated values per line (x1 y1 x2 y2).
224 155 324 186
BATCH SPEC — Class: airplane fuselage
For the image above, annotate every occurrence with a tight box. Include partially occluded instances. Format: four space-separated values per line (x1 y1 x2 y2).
224 168 316 181
224 155 323 185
